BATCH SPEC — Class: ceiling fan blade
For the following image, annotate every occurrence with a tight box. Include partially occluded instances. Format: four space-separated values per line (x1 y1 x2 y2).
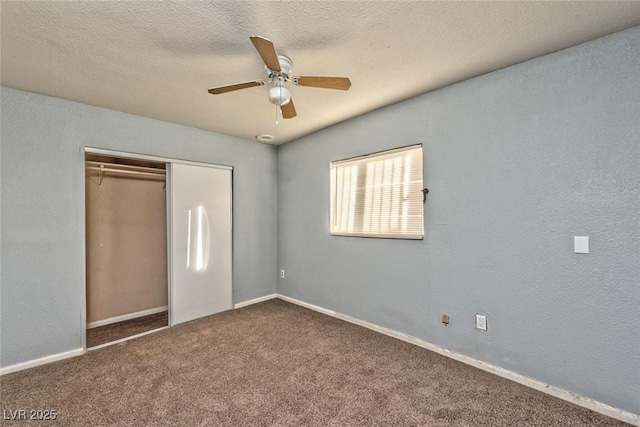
281 99 297 119
250 36 281 72
294 76 351 90
208 81 264 95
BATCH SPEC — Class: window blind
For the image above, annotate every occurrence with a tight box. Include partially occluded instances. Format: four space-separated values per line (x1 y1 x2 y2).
330 144 423 239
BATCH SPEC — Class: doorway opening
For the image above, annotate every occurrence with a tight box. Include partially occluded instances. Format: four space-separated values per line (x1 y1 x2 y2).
85 154 169 348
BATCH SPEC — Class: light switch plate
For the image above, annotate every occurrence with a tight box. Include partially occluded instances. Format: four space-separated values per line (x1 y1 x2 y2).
574 236 589 254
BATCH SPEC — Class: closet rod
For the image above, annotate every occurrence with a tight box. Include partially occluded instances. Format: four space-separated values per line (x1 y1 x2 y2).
86 161 166 175
86 166 166 179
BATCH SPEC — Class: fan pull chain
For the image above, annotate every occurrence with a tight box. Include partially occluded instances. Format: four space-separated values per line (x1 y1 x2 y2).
275 103 279 125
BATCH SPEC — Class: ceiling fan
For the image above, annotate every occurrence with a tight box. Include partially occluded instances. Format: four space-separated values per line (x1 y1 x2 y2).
207 36 351 119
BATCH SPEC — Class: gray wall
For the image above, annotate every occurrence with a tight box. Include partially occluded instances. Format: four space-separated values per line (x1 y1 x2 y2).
0 87 278 367
278 26 640 414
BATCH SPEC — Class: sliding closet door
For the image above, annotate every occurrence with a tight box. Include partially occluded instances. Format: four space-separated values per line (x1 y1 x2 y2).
169 163 232 326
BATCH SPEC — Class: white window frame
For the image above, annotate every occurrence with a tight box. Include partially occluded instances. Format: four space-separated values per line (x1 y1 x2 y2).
330 144 424 240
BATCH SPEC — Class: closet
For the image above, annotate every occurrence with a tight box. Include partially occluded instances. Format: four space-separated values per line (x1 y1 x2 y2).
85 155 168 348
84 149 233 349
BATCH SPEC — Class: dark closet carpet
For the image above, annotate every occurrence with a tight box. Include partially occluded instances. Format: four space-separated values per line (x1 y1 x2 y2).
1 300 630 426
87 311 168 348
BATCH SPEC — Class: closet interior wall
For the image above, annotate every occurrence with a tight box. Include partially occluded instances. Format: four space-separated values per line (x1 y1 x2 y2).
85 155 168 327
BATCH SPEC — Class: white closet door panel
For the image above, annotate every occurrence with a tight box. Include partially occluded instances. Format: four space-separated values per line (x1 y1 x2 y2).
170 163 232 325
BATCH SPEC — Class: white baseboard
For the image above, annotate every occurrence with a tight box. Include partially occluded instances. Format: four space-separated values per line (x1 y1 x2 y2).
0 348 84 376
87 306 168 329
276 294 640 426
234 293 277 309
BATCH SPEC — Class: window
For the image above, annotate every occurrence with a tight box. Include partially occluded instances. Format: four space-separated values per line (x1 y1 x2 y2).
330 144 424 239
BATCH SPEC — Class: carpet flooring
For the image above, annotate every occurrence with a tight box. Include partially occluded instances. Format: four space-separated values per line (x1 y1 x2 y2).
87 311 169 348
1 299 630 426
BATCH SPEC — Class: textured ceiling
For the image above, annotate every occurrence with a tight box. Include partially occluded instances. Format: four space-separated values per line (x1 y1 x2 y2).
2 2 640 145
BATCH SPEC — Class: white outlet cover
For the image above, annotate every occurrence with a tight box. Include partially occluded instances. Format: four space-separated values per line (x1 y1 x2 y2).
475 314 487 331
574 236 589 254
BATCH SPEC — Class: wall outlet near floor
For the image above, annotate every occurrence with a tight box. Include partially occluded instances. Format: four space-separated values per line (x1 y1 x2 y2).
475 314 487 331
280 269 285 279
441 314 450 325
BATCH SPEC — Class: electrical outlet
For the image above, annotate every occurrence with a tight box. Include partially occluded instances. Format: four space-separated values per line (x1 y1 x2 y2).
280 269 285 279
475 314 487 331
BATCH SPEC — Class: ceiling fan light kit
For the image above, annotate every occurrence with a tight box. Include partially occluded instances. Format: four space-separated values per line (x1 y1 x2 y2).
268 77 291 106
208 36 351 120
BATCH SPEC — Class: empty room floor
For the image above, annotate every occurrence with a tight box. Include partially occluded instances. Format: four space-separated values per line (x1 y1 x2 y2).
1 300 628 426
87 311 169 348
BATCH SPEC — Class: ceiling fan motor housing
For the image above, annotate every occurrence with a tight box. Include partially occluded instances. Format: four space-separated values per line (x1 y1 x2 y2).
280 56 293 76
